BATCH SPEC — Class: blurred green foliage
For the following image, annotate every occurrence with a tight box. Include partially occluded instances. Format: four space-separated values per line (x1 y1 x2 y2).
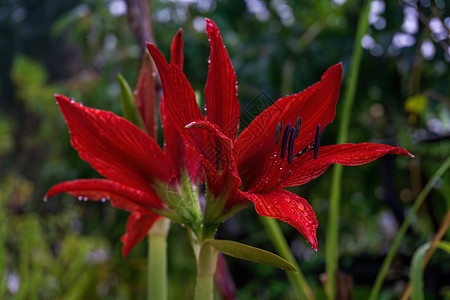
1 0 449 299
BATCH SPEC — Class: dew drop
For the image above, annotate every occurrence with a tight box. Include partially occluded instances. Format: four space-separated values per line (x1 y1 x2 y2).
78 196 83 201
43 197 48 202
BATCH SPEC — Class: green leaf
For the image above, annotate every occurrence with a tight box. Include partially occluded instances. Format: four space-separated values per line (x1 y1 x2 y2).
411 243 430 300
117 73 145 129
204 239 297 272
437 241 450 254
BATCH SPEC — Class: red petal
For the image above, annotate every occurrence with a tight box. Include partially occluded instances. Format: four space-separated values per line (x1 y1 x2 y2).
204 19 240 141
55 95 174 193
245 189 318 250
235 64 342 190
160 96 201 181
185 120 242 207
45 179 164 212
278 143 413 188
170 29 184 68
135 51 157 138
149 43 234 186
146 44 206 150
121 210 160 257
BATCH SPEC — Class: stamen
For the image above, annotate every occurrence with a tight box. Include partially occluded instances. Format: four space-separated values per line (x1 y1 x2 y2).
287 127 296 164
314 124 321 160
274 121 282 145
294 116 301 138
280 124 291 159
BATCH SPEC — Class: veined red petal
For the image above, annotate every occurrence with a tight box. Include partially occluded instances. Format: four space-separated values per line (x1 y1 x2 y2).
147 44 206 151
244 189 318 250
135 51 157 138
45 179 164 212
55 95 174 193
185 120 237 176
235 64 342 190
185 120 242 205
160 96 201 181
204 19 240 141
279 143 413 188
170 29 184 68
121 210 161 257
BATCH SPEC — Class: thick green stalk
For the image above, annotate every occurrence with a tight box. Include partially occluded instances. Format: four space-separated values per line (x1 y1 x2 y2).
148 218 170 300
260 216 315 300
325 1 372 298
194 238 218 300
369 156 450 300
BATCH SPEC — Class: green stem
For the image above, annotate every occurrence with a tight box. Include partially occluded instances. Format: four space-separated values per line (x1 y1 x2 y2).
148 218 170 300
325 1 372 299
369 156 450 300
194 240 218 300
260 216 315 300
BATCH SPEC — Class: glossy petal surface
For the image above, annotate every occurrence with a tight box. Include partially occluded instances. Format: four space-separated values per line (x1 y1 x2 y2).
185 120 242 208
45 179 164 211
245 189 318 250
135 51 157 137
235 64 342 190
55 95 174 193
204 19 240 140
147 44 206 150
170 29 184 68
121 210 160 257
279 143 414 188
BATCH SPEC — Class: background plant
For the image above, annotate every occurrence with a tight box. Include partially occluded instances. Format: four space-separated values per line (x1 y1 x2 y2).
1 0 449 299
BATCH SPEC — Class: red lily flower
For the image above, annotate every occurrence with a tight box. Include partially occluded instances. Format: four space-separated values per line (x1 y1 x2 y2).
147 19 413 249
45 30 202 257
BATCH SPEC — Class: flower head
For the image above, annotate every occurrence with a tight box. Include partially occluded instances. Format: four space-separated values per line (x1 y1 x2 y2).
45 30 203 257
147 19 413 249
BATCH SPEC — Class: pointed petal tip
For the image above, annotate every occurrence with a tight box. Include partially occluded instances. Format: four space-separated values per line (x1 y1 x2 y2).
205 18 218 32
54 94 68 103
121 240 130 258
311 238 318 252
145 42 158 52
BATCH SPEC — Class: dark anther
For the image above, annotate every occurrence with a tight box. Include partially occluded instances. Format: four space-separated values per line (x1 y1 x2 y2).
280 124 291 159
287 127 296 164
314 124 321 160
294 117 301 138
275 121 282 145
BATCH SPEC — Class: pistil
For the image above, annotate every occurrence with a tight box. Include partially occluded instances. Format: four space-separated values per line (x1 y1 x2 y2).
280 124 291 159
287 127 296 164
313 124 321 160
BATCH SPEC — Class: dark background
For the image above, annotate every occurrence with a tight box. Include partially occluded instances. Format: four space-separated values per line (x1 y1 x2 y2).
1 0 449 299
